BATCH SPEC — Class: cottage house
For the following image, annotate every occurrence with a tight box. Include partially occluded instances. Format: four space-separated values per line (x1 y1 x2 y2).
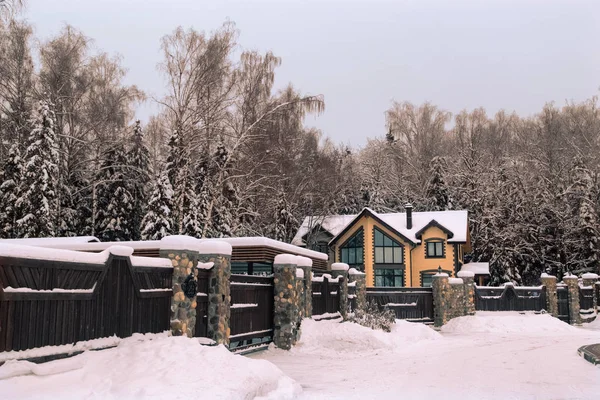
292 204 471 288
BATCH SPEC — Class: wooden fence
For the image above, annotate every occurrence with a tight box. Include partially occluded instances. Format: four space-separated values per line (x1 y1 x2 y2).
366 287 434 322
474 285 546 312
0 251 173 353
312 276 340 316
229 274 274 351
580 286 595 322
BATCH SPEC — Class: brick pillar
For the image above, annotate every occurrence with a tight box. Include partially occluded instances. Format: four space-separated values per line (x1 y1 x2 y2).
331 263 349 320
349 268 367 313
296 256 313 318
457 271 475 316
564 274 581 325
432 273 450 328
198 240 232 345
160 236 200 338
582 273 598 315
294 268 305 343
273 254 298 350
540 273 558 317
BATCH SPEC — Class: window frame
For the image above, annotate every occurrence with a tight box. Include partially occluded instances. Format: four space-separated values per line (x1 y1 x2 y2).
425 238 446 259
419 268 452 287
374 266 405 287
373 227 404 266
339 228 364 270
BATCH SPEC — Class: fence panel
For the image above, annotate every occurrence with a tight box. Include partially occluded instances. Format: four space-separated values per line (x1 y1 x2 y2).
556 285 570 322
580 286 595 322
348 282 357 312
0 254 172 353
366 287 434 322
474 285 546 312
194 270 210 338
229 274 274 350
312 276 342 316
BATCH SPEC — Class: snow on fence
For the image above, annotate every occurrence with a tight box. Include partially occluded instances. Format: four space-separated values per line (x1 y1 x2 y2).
366 287 434 322
0 244 176 353
474 285 546 312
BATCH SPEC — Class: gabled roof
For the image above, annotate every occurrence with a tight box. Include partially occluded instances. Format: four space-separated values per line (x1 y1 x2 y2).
292 208 469 246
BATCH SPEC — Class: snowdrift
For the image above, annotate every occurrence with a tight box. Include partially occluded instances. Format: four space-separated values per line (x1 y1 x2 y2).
442 311 580 335
289 318 441 356
0 333 300 400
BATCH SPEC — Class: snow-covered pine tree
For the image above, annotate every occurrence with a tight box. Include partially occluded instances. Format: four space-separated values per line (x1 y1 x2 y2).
16 100 59 238
128 120 151 240
141 171 173 240
0 143 22 238
165 127 184 188
564 157 599 275
425 156 453 211
209 138 237 238
93 142 134 241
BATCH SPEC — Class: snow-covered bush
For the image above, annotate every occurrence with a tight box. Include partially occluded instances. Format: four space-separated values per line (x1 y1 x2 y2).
349 300 396 332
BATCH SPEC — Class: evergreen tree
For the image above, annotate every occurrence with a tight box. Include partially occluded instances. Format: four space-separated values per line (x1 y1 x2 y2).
165 128 183 188
94 142 133 241
209 138 237 238
16 100 59 238
0 143 22 238
141 171 173 240
426 156 452 211
129 120 151 240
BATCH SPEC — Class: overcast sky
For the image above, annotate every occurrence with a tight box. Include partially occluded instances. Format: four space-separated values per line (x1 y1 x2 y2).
24 0 600 147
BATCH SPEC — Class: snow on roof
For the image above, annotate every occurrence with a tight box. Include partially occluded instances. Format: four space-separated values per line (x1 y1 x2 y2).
292 209 468 245
0 243 129 264
461 262 490 275
0 236 100 246
10 236 328 261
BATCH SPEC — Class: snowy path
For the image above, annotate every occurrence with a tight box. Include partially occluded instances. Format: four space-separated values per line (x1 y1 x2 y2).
253 313 600 400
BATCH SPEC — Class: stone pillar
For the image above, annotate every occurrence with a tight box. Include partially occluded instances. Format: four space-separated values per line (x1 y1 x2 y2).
349 268 367 313
540 273 558 317
457 271 475 316
296 256 313 318
198 240 232 345
432 273 450 328
273 254 299 350
564 273 581 325
331 263 349 320
294 268 305 343
160 236 200 338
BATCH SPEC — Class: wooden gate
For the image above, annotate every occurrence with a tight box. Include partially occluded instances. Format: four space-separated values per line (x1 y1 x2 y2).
474 285 546 312
366 287 434 322
556 286 570 323
312 275 341 316
194 270 210 338
579 286 595 322
228 274 274 351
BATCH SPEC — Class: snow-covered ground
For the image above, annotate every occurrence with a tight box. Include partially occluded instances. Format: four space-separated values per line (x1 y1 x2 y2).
1 313 599 399
0 332 299 400
253 313 600 400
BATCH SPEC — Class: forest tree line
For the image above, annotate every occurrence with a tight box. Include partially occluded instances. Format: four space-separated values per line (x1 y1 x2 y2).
1 11 599 285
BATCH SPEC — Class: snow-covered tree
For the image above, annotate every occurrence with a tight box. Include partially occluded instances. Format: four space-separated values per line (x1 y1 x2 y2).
93 142 133 241
273 187 297 242
141 171 173 240
128 120 151 240
0 143 22 238
425 156 453 211
16 100 59 238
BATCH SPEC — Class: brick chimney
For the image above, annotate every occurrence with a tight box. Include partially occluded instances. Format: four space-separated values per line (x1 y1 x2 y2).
405 203 413 229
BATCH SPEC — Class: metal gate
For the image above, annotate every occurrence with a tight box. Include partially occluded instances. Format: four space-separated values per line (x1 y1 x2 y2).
556 286 570 323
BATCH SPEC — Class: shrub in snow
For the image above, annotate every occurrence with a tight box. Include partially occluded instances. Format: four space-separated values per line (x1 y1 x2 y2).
349 300 396 333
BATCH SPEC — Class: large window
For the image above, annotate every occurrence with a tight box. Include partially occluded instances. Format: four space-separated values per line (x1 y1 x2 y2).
374 228 404 264
421 269 451 287
426 239 445 258
310 242 329 255
340 229 364 269
375 268 404 287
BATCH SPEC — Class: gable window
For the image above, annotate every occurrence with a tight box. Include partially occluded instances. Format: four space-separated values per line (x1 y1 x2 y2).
340 228 364 269
310 242 329 254
374 228 404 264
425 239 445 258
375 268 404 287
